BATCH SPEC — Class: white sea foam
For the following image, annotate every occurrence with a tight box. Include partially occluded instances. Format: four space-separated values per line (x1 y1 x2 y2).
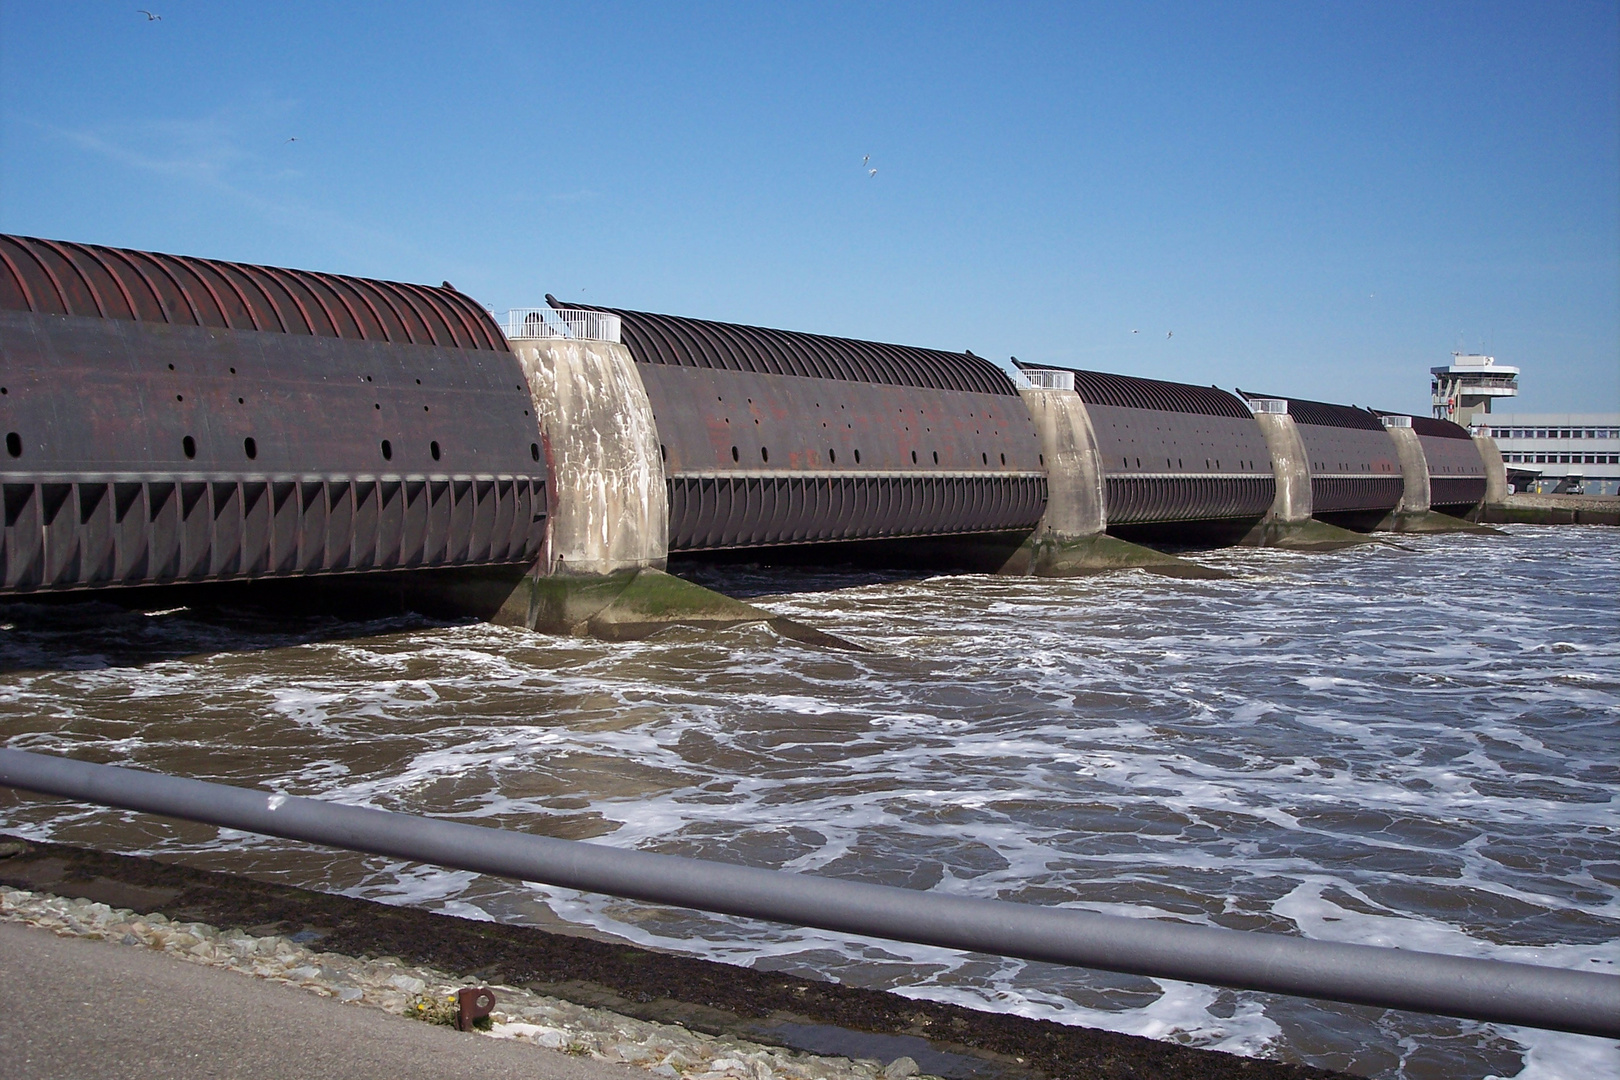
0 525 1615 1079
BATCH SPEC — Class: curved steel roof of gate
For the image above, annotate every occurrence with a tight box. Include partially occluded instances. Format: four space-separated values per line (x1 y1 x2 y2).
1016 361 1254 418
0 234 505 351
1373 411 1474 440
1240 391 1385 431
555 299 1016 396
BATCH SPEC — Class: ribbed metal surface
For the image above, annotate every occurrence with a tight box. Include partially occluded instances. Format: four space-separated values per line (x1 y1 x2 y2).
1239 394 1403 520
1411 416 1473 440
562 300 1016 396
630 342 1046 553
0 234 505 351
1019 363 1253 418
1 474 544 593
0 236 547 598
1373 411 1476 441
1429 476 1487 511
1312 476 1406 515
1245 393 1385 431
1413 421 1489 514
1103 475 1276 525
667 474 1046 551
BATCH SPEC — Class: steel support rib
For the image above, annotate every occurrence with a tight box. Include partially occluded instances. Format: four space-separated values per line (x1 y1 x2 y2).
0 748 1614 1039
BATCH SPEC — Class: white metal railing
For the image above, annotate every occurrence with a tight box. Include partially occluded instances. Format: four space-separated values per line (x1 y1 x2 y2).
500 308 622 344
1247 398 1288 415
1021 368 1075 391
1381 414 1413 429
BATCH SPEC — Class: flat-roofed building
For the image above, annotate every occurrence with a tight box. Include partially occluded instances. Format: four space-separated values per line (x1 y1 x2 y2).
1478 413 1620 495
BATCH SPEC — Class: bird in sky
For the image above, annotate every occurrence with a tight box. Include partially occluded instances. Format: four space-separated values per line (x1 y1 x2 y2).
1132 329 1139 334
285 137 297 143
862 154 870 166
137 9 160 19
1167 331 1173 338
868 168 877 178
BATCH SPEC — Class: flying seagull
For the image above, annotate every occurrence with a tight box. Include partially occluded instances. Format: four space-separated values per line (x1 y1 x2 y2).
137 9 160 19
1167 331 1173 338
868 168 877 178
1132 329 1138 334
862 154 870 166
285 137 298 143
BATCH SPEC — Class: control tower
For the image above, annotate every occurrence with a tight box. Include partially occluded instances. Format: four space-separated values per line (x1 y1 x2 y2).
1431 352 1519 424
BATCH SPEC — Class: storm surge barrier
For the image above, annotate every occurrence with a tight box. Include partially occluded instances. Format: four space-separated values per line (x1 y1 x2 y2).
2 747 1614 1039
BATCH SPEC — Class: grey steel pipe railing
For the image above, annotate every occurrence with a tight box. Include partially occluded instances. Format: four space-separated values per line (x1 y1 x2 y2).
1 747 1615 1039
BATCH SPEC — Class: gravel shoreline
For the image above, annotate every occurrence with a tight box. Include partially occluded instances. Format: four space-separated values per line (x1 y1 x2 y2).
0 885 926 1080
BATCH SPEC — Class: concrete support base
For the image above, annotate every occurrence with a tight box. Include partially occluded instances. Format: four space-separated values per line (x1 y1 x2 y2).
490 566 862 647
999 533 1230 580
1240 518 1374 551
1478 494 1620 527
1376 510 1502 535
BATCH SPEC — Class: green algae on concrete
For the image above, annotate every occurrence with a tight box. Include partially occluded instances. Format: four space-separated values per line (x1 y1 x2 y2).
1376 509 1502 535
1240 518 1374 552
495 567 863 648
1001 533 1230 580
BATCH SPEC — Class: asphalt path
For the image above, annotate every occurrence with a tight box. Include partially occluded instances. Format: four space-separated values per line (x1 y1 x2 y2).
0 920 645 1080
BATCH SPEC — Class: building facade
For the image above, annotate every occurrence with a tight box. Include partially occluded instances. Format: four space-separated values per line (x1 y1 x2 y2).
1477 414 1620 495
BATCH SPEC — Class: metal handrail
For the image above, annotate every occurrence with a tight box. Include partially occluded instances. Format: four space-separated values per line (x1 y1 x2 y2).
0 748 1614 1038
1020 368 1076 391
501 308 622 344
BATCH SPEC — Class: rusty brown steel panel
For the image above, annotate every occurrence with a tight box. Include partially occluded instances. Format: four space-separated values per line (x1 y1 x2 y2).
376 481 404 567
62 244 136 321
241 482 270 575
1236 393 1404 518
1310 476 1405 515
403 480 427 564
0 246 39 312
566 300 1018 396
147 252 226 328
0 282 544 598
207 482 237 577
639 364 1042 479
1418 435 1486 507
325 481 353 569
1372 414 1488 515
113 482 145 581
1019 362 1254 418
126 249 197 325
1077 398 1274 525
352 480 379 569
0 473 544 594
664 474 1045 551
0 234 505 351
3 484 40 587
0 238 65 314
78 482 115 583
1429 476 1486 511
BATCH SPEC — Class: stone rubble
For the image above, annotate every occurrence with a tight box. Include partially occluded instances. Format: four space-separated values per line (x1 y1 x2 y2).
0 886 930 1080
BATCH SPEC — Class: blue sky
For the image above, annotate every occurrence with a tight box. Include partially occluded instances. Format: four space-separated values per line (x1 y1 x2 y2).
2 2 1615 415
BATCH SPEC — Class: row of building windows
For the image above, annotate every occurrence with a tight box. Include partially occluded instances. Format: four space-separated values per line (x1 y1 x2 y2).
1505 453 1620 465
1487 427 1619 440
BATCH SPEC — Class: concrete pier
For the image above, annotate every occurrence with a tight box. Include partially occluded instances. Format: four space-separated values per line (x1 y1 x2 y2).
1242 407 1368 551
1008 385 1226 578
497 336 857 644
1378 420 1498 534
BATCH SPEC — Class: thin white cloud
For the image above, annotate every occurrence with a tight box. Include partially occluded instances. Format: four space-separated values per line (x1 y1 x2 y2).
33 107 420 268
